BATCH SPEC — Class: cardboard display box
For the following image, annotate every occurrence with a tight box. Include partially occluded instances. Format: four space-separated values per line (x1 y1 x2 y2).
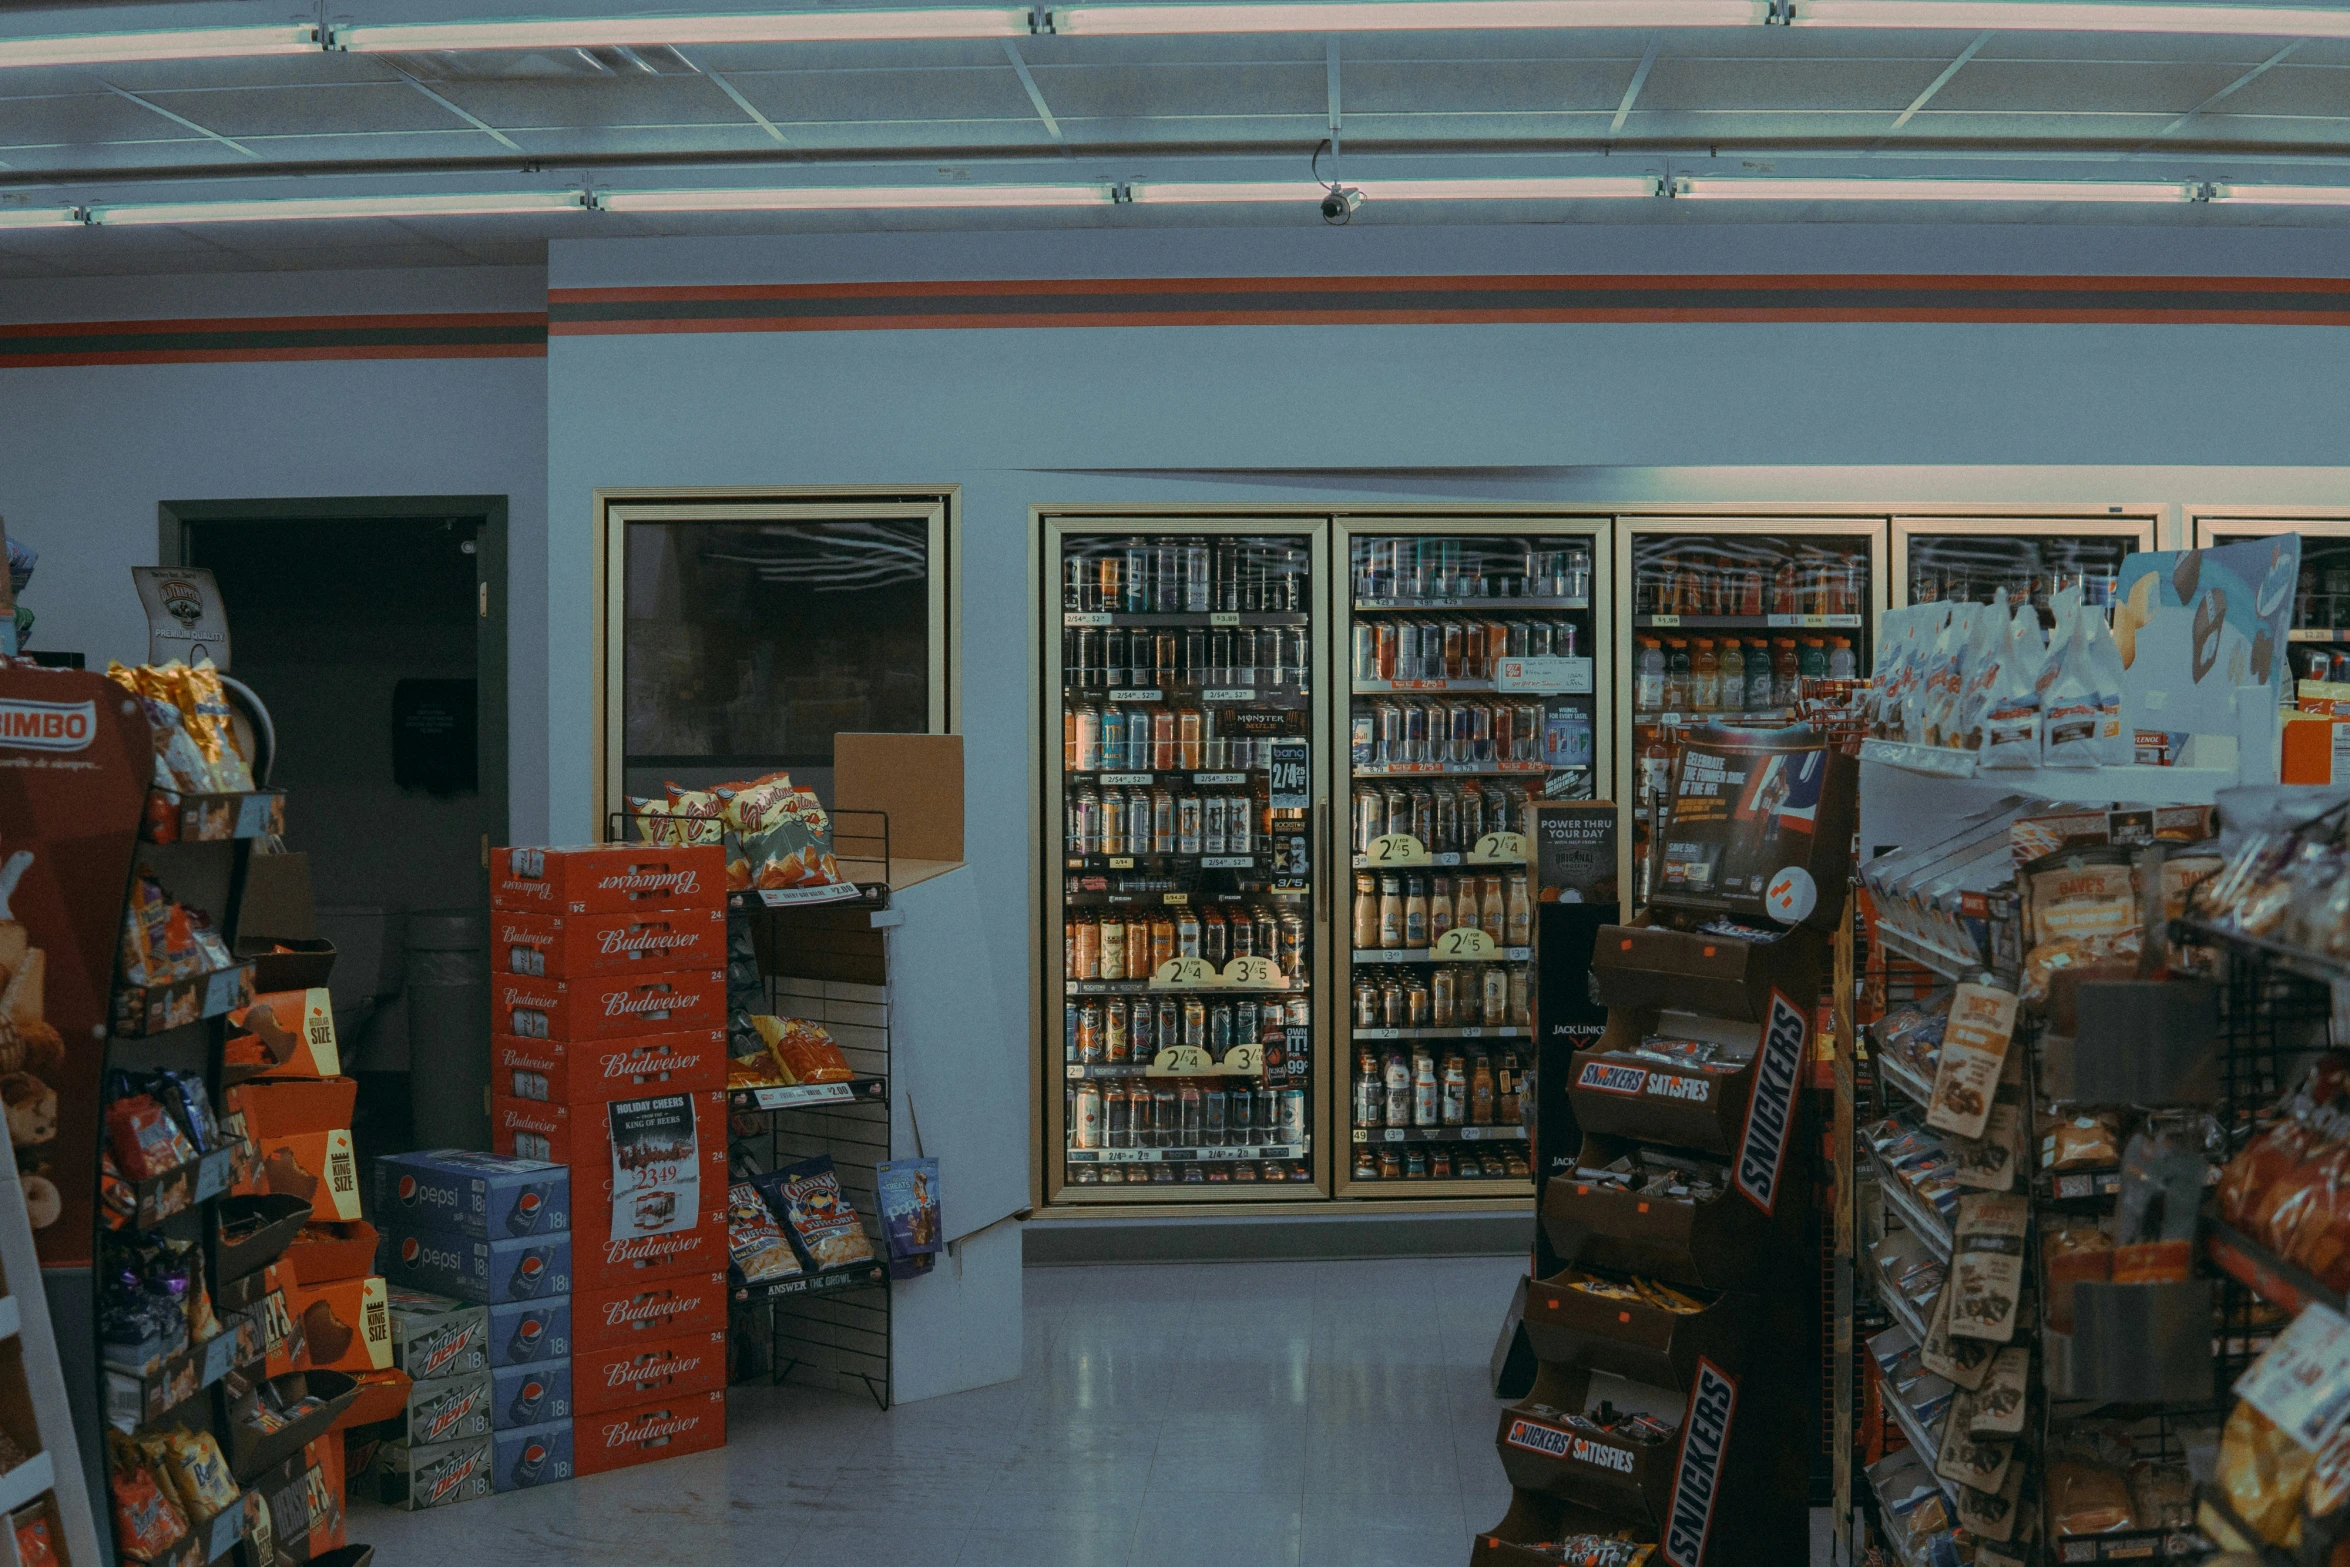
377 1434 492 1511
375 1150 569 1240
486 1298 570 1369
495 907 727 980
388 1370 493 1447
492 1419 575 1491
571 1275 726 1354
489 1090 729 1288
386 1289 488 1381
491 845 725 916
574 1391 726 1476
379 1226 571 1305
572 1331 726 1417
494 970 725 1043
493 1030 725 1106
491 1360 572 1427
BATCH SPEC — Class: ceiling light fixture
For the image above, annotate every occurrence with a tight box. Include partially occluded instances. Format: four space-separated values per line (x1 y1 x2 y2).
89 191 590 226
0 207 86 229
1789 1 2350 37
1130 175 1662 201
333 7 1030 52
596 183 1113 211
1051 1 1763 34
0 23 319 70
1673 176 2195 202
2206 182 2350 204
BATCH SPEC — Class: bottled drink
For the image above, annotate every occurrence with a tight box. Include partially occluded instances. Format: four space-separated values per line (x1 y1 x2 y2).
1716 639 1743 712
1799 636 1829 685
1505 873 1532 947
1441 1053 1468 1125
1429 877 1455 945
1509 966 1531 1025
1412 1049 1440 1127
1177 794 1202 855
1498 1051 1523 1123
1383 1050 1412 1126
1355 1053 1384 1127
1482 965 1509 1025
1471 1054 1496 1124
1745 641 1774 712
1663 640 1692 713
1480 876 1506 942
1828 636 1858 682
1404 875 1429 948
1378 875 1405 950
1431 965 1457 1027
1691 638 1720 712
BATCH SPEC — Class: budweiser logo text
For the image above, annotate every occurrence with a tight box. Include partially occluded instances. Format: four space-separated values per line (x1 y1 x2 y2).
594 869 702 894
603 1048 699 1078
600 1232 703 1264
602 1291 705 1327
600 1409 702 1446
604 988 699 1017
609 1350 703 1388
597 927 688 956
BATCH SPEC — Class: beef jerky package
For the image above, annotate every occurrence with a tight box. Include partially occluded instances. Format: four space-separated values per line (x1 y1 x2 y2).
1949 1194 2030 1344
1652 722 1856 935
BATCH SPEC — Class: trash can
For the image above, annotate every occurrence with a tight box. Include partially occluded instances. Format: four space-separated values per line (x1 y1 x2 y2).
406 908 489 1149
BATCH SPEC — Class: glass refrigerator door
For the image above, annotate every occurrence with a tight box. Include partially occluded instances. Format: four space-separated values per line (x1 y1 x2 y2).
1045 520 1327 1203
1335 523 1607 1197
1620 519 1884 917
1891 516 2156 618
2195 515 2350 687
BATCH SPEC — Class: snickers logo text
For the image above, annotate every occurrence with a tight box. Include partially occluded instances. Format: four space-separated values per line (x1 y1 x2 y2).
1663 1359 1739 1567
1735 990 1806 1216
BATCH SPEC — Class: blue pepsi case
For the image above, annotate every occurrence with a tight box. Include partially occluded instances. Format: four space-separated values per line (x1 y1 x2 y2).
383 1226 571 1304
377 1149 569 1240
493 1419 574 1492
493 1360 573 1428
489 1298 571 1368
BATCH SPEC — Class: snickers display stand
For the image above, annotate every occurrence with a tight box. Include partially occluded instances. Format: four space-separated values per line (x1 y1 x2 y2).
1477 731 1854 1567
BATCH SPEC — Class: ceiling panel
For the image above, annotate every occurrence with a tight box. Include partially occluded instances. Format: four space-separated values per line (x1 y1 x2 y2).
2214 65 2350 117
1637 57 1945 113
140 82 474 138
0 89 193 148
1903 108 2197 138
1024 59 1322 120
1931 60 2252 115
1342 58 1634 116
426 74 759 130
728 63 1038 124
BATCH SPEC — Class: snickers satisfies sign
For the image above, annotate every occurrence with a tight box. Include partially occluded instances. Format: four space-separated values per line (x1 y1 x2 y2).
1663 1359 1740 1567
1734 991 1806 1217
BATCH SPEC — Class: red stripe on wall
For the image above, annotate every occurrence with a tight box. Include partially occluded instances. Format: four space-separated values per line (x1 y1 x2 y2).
0 343 551 368
549 305 2350 333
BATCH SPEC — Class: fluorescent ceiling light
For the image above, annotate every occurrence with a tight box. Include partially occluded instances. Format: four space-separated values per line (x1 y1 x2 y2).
2207 183 2350 205
0 23 318 70
598 184 1112 211
1790 1 2350 36
1131 176 1660 201
1053 0 1763 33
91 191 588 226
334 7 1028 52
0 207 84 230
1674 176 2192 202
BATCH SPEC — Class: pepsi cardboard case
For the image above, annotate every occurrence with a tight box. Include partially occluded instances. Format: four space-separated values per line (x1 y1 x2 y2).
493 1360 572 1427
387 1288 489 1381
493 1418 575 1492
379 1434 493 1510
382 1225 571 1305
377 1149 568 1240
488 1297 571 1369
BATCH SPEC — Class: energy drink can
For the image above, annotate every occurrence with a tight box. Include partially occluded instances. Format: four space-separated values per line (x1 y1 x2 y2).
1255 1087 1280 1147
1278 1087 1307 1145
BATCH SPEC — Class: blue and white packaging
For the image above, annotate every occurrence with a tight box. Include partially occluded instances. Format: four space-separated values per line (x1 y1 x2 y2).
492 1360 573 1427
493 1419 574 1492
488 1297 571 1368
382 1226 572 1305
376 1149 569 1240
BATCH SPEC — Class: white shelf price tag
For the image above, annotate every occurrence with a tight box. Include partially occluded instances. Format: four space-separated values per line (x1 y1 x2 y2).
1468 832 1527 864
1433 927 1499 960
1495 656 1593 695
1365 833 1431 866
1153 1045 1215 1073
1151 957 1218 988
1222 956 1278 988
1222 1042 1264 1074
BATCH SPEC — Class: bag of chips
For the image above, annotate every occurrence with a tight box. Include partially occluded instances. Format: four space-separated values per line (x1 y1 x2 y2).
2218 1400 2314 1545
752 1016 853 1084
180 661 255 793
157 1430 238 1522
107 1096 197 1180
12 1503 59 1567
758 1156 877 1272
107 1439 190 1561
726 1181 802 1283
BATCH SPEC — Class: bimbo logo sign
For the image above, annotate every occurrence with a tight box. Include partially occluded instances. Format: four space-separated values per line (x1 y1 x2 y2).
1662 1359 1739 1567
1735 990 1806 1216
0 697 94 752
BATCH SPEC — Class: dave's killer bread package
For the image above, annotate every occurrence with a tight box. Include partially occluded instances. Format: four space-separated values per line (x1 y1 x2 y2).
575 1390 726 1477
488 1298 570 1368
497 907 727 980
379 1226 572 1304
496 969 725 1044
492 1359 572 1426
572 1273 726 1354
572 1331 726 1416
491 845 724 917
375 1149 568 1240
386 1289 489 1381
1652 722 1859 934
491 1090 727 1288
494 1029 725 1105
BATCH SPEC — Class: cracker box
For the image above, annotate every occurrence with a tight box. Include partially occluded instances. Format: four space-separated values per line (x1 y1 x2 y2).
283 1275 392 1374
487 1297 571 1369
493 1360 573 1427
381 1226 571 1305
396 1370 493 1447
386 1289 488 1381
226 987 341 1080
493 1029 726 1106
235 1128 361 1220
376 1149 569 1240
573 1331 726 1417
572 1274 727 1354
495 970 725 1044
491 845 724 917
575 1392 727 1476
378 1435 492 1510
493 1419 575 1491
496 907 727 981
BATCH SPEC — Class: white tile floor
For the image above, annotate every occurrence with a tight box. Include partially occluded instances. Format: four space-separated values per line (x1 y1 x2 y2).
353 1256 1530 1566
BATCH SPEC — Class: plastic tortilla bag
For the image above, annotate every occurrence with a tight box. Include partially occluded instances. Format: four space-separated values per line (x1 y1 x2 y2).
1923 603 1972 750
1956 591 2010 753
2042 589 2101 768
1982 597 2044 769
2081 607 2131 766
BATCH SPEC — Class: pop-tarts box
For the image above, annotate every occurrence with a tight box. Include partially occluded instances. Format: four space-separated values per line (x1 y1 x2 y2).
382 1226 571 1305
492 1360 572 1428
488 1297 571 1369
387 1289 489 1381
376 1150 568 1240
493 1418 574 1492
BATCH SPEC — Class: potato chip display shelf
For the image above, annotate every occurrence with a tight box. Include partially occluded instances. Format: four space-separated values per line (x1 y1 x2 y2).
609 806 895 913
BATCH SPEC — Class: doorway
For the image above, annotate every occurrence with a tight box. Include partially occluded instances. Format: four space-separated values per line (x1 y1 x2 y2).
161 496 509 1166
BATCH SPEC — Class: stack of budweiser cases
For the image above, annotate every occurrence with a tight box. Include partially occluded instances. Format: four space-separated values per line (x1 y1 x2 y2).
487 845 731 1476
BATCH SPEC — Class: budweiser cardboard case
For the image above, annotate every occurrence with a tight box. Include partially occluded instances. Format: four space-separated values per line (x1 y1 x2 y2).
496 907 727 980
576 1391 727 1476
492 845 724 916
572 1273 726 1353
494 1030 725 1105
491 1090 728 1288
495 969 724 1043
573 1330 727 1416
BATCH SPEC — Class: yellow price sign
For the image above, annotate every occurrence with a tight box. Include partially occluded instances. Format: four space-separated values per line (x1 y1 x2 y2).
1469 832 1528 864
1222 955 1278 988
1153 1045 1215 1073
1151 957 1217 987
1366 833 1431 866
1222 1042 1265 1074
1434 927 1499 960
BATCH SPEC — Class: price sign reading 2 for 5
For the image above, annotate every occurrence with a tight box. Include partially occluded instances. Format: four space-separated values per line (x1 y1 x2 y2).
1434 928 1499 960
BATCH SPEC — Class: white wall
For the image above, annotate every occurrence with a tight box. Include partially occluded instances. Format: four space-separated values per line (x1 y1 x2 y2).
0 265 555 841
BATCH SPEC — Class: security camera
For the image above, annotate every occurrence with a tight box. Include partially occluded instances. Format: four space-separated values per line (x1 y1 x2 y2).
1320 186 1363 225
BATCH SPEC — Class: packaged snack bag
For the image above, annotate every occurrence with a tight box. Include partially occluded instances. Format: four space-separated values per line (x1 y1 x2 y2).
757 1156 876 1272
725 1182 801 1283
751 1016 852 1084
181 661 255 792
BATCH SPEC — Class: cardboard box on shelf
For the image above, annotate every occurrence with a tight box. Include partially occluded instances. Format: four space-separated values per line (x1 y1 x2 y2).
283 1275 392 1374
225 987 341 1080
386 1289 489 1381
234 1128 361 1220
493 1029 726 1106
487 1297 571 1368
572 1331 725 1417
492 1360 572 1427
491 845 725 917
493 1419 575 1491
379 1226 571 1305
378 1434 493 1510
375 1149 569 1239
494 970 725 1043
491 1090 729 1287
572 1274 725 1354
393 1369 493 1447
238 1077 358 1137
495 907 727 980
281 1220 378 1287
574 1391 726 1476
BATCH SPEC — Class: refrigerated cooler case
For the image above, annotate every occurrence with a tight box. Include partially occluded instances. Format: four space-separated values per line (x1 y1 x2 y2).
2194 513 2350 687
1618 519 1884 916
1044 519 1328 1203
1336 522 1611 1199
1891 513 2157 618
